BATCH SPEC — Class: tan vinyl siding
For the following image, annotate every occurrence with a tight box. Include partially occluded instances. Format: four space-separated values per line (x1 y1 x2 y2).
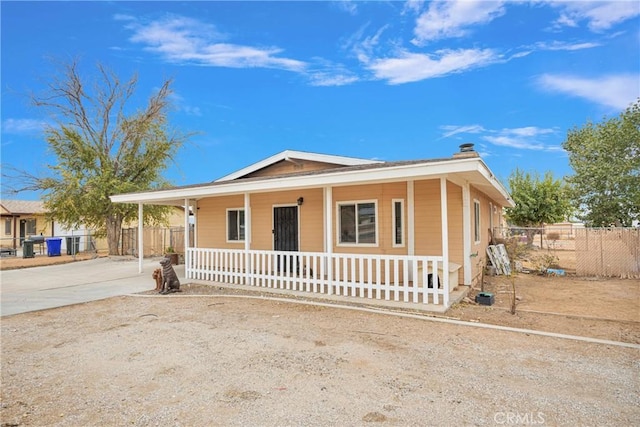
469 185 505 283
197 191 323 251
414 179 442 255
250 189 324 251
196 195 245 249
244 160 346 179
413 179 464 285
446 181 464 283
332 182 407 255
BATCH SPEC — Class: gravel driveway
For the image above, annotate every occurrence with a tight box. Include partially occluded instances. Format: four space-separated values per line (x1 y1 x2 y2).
1 293 638 426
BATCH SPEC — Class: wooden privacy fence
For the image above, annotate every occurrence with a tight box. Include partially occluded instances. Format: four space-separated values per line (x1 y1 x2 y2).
121 226 194 257
575 228 640 278
187 248 449 306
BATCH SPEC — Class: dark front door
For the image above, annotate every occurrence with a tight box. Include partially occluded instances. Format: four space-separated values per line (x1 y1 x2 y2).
274 206 299 273
19 219 26 245
273 206 299 252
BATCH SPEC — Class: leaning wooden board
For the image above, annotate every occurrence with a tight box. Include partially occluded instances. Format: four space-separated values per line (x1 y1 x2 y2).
486 244 511 275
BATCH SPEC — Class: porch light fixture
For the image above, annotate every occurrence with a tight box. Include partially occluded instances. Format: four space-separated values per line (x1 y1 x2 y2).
297 197 304 206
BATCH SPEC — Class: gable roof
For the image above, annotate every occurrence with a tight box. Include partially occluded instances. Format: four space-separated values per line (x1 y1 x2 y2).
215 149 382 182
0 200 46 215
111 152 514 208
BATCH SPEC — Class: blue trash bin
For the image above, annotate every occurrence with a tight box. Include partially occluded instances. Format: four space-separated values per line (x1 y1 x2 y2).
46 237 62 257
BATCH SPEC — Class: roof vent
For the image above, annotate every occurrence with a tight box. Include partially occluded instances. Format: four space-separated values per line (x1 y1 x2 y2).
453 143 479 159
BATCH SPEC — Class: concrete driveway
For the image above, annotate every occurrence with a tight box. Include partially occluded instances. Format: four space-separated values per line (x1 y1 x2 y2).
0 257 183 317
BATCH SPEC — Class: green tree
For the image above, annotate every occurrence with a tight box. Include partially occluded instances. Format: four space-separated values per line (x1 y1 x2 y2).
505 169 572 231
563 99 640 227
5 60 189 254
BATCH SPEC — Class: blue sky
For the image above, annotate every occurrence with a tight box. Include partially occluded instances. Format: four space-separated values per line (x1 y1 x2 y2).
2 1 639 200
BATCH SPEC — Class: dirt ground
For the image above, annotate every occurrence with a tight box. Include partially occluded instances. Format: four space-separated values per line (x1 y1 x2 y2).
1 249 639 426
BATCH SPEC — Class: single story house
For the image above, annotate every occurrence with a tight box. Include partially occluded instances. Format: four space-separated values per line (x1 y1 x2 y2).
111 145 513 308
0 199 94 254
0 200 51 250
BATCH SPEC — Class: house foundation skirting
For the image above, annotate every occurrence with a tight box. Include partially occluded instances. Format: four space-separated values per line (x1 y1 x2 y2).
186 248 452 307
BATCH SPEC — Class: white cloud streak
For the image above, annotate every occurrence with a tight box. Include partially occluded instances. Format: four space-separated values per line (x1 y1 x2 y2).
1 118 47 135
412 0 506 44
367 48 499 84
441 124 561 151
125 15 306 71
549 1 640 32
537 73 640 110
439 124 486 139
308 72 359 87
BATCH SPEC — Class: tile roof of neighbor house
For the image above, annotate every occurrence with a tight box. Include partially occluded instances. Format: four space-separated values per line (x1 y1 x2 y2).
0 200 46 215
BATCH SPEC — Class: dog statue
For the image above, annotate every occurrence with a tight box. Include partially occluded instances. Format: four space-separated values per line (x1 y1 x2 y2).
152 268 163 291
159 256 181 294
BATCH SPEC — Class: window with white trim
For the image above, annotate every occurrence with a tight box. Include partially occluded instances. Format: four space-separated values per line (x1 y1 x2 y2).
338 201 377 245
392 199 404 247
4 218 11 235
473 199 481 243
227 209 245 242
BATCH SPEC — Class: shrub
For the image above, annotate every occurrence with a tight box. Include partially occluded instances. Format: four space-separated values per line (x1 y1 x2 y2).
531 252 560 274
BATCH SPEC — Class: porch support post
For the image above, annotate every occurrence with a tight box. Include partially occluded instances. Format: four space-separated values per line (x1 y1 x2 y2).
192 199 198 248
324 186 333 294
138 203 143 274
244 193 251 285
440 178 449 306
184 198 189 277
324 187 333 252
407 180 415 256
462 183 472 285
244 193 251 250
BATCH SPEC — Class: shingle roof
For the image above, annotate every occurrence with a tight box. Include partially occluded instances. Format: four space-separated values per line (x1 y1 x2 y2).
0 200 47 215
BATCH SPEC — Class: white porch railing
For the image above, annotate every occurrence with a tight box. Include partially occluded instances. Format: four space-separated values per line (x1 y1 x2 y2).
186 248 449 306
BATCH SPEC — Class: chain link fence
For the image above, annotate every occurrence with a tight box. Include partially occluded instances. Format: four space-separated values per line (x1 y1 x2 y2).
492 225 639 278
575 228 639 278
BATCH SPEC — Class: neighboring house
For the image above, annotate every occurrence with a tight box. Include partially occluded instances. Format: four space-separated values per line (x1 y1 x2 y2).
0 199 93 253
111 146 513 308
0 200 51 249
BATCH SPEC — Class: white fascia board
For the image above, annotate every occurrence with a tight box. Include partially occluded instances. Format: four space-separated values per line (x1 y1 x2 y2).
111 158 494 205
475 160 515 207
215 149 382 182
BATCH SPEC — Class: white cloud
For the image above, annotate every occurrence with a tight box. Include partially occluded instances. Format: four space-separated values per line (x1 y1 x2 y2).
482 135 546 150
335 1 358 16
412 0 506 44
549 1 640 32
125 15 306 71
346 23 390 64
367 48 499 84
308 72 359 87
402 0 424 16
506 127 555 138
439 124 486 139
537 73 640 110
534 40 601 51
440 124 561 151
168 92 202 116
1 119 47 134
